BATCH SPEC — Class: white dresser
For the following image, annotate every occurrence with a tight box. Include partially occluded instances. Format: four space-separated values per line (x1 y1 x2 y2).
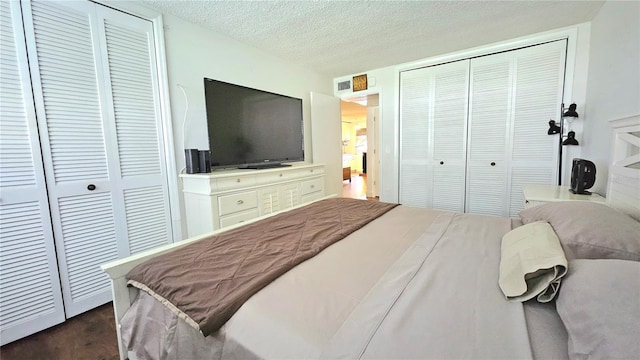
523 184 606 209
181 164 325 237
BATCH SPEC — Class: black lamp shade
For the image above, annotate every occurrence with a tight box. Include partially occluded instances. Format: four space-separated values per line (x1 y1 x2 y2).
562 130 579 145
563 103 578 118
548 120 561 135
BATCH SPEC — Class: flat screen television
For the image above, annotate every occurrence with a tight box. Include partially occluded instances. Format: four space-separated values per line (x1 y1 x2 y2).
204 78 304 169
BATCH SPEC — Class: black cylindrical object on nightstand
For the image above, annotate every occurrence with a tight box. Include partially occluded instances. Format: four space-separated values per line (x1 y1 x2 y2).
199 150 211 173
185 149 199 174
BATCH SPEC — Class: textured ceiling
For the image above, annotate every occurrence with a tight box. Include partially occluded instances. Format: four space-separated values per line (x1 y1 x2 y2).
140 0 604 77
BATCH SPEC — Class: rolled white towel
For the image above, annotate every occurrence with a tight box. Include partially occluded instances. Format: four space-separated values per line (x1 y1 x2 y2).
499 221 568 302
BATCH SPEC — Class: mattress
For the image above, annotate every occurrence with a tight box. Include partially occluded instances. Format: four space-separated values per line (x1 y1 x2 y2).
121 205 569 359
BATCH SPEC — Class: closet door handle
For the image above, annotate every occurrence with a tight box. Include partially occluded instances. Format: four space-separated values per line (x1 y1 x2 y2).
87 184 96 191
490 162 496 166
439 161 444 165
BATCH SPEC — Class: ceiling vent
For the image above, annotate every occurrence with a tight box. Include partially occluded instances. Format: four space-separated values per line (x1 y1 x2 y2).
337 80 351 91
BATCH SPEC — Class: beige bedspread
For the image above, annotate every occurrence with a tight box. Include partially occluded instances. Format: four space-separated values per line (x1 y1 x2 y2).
126 198 397 336
122 206 541 360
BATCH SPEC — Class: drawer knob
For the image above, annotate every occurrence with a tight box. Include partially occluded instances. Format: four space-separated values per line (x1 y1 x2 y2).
279 173 283 177
490 162 496 166
236 178 241 183
439 161 444 165
237 200 244 205
310 169 314 173
310 185 315 189
87 184 96 191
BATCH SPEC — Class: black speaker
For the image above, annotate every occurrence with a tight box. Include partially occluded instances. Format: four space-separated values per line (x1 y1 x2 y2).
185 149 199 174
199 150 211 173
570 158 596 195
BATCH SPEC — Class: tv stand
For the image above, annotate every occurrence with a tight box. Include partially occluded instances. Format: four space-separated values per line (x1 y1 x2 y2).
239 163 292 170
180 164 325 237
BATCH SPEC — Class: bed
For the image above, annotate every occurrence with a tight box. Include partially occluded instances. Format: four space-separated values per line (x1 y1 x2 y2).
102 115 640 360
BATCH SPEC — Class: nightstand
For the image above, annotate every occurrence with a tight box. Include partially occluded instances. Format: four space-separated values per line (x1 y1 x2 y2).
522 184 606 209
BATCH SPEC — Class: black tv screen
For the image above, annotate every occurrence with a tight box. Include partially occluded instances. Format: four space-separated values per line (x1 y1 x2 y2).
204 78 304 169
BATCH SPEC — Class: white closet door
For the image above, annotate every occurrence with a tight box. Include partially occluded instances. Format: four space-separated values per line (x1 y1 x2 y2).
0 0 65 344
400 61 469 211
509 41 566 217
96 6 172 255
467 41 566 217
431 61 469 212
22 0 173 317
22 0 120 317
399 68 431 207
466 53 513 216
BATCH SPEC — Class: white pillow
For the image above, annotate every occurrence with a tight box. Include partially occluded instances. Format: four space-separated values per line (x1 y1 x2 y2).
555 259 640 360
519 202 640 261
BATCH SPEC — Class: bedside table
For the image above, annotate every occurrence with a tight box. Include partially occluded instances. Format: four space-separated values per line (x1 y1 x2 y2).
522 184 606 209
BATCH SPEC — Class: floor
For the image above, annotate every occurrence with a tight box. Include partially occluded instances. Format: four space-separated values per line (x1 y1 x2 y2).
0 303 119 360
343 173 376 200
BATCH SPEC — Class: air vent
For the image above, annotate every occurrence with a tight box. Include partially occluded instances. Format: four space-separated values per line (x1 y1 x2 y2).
337 80 351 91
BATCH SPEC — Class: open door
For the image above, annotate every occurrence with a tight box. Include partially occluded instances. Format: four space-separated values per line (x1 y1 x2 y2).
310 92 342 197
367 106 379 197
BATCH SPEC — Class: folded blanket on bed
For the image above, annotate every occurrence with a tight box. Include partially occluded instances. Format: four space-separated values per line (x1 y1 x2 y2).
499 221 567 302
126 198 398 336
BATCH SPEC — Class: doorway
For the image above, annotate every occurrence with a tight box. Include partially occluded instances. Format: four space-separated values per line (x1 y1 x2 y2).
340 94 379 200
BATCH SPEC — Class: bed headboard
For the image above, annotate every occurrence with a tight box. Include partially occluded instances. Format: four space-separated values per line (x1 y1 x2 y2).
607 114 640 221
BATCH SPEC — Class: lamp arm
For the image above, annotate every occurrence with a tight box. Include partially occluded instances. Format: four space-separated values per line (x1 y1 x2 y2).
558 104 565 186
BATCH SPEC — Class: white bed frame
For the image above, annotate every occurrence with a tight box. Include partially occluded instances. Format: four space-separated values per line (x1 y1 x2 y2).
102 116 640 360
101 196 335 360
607 114 640 221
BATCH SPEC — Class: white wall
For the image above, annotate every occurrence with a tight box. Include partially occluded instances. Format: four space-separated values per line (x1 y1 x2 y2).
163 14 331 162
583 1 640 195
161 14 332 238
335 24 593 203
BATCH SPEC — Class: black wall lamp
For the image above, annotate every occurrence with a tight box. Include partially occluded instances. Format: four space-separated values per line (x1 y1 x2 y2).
548 103 580 185
548 103 580 144
561 103 579 145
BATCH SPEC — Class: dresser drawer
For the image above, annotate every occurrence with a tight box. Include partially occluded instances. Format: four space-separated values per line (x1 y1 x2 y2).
219 208 260 228
215 176 256 191
218 191 258 216
255 171 290 186
301 178 323 196
291 166 324 178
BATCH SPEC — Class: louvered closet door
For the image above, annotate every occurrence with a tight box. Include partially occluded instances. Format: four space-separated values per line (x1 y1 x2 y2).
467 41 566 217
400 60 469 211
431 61 469 212
22 0 121 317
466 52 513 216
508 41 566 217
0 0 65 344
95 5 172 256
22 0 173 317
399 68 431 207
